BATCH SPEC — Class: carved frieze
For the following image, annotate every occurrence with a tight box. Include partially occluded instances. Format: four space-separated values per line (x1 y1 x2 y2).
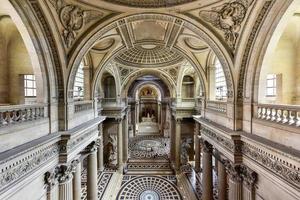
242 142 300 188
48 0 103 48
0 143 59 191
199 0 254 50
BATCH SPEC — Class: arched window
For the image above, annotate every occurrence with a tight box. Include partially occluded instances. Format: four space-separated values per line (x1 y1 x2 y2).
215 59 227 100
73 62 84 100
182 75 195 98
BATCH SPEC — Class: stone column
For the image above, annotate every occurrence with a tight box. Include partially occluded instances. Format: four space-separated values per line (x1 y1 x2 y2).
87 142 98 200
201 140 213 200
57 165 74 200
123 112 129 162
72 160 81 200
97 123 104 171
226 162 242 200
194 122 201 172
218 160 227 200
83 65 91 100
175 118 182 171
241 165 257 200
117 117 123 170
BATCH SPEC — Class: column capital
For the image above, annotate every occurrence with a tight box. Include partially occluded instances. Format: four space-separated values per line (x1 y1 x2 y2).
44 169 59 190
85 140 99 154
175 118 182 124
56 164 75 184
202 140 213 153
240 165 257 189
115 117 123 123
224 160 242 182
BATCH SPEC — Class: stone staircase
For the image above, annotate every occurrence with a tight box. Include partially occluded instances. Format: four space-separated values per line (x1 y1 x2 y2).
124 159 174 175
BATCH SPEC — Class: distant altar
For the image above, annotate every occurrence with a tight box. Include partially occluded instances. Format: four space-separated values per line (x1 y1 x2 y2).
142 113 156 122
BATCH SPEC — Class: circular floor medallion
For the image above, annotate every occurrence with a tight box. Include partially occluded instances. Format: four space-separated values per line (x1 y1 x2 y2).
117 176 182 200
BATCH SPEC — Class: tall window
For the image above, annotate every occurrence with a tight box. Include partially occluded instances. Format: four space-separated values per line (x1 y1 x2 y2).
74 62 84 99
215 59 227 100
266 74 276 96
24 75 36 97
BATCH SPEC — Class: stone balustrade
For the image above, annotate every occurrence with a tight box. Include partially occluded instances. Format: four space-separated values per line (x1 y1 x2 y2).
206 100 227 113
0 104 47 127
74 100 93 113
101 98 126 107
256 103 300 127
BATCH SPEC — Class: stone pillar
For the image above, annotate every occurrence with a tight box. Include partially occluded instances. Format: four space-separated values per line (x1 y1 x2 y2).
194 122 201 172
83 65 91 100
87 142 98 200
72 160 81 200
226 162 242 200
123 112 129 162
201 140 213 200
175 118 182 171
57 165 74 200
218 160 227 200
241 165 257 200
97 123 104 171
117 118 123 170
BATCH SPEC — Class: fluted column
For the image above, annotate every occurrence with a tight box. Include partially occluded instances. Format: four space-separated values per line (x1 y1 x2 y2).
218 160 227 200
175 118 182 171
226 162 242 200
201 140 213 200
241 165 257 200
87 142 98 200
194 122 201 172
72 160 81 200
117 117 123 170
97 123 104 171
57 165 74 200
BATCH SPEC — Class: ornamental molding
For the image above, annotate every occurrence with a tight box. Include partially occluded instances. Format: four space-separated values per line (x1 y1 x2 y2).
199 0 255 50
48 0 104 48
237 0 274 100
200 126 235 152
242 141 300 188
0 143 59 191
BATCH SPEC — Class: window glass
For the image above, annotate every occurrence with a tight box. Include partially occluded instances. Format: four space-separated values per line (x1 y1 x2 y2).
266 74 276 96
73 62 84 99
215 59 227 100
24 75 36 97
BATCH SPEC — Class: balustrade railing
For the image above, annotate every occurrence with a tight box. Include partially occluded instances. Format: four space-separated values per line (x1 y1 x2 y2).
0 104 47 127
256 104 300 127
74 100 93 113
206 100 227 113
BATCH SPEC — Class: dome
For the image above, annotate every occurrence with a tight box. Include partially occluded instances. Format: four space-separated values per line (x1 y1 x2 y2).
114 45 184 68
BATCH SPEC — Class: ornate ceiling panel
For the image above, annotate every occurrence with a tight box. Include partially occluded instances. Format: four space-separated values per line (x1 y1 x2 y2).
103 0 195 8
114 45 184 68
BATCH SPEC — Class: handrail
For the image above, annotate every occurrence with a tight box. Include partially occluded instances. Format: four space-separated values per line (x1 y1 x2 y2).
74 100 93 113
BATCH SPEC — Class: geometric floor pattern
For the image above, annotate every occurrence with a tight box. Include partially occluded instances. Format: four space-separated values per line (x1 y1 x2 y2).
117 176 182 200
128 136 170 160
81 169 113 200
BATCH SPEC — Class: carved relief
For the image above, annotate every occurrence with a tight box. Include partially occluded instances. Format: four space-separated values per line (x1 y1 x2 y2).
49 0 103 48
181 138 191 165
107 135 117 167
199 0 254 49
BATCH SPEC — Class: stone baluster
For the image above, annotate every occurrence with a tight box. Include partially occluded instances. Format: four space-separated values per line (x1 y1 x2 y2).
289 110 295 125
6 111 12 124
86 141 99 200
0 112 7 125
201 139 213 200
225 161 242 200
276 109 282 122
